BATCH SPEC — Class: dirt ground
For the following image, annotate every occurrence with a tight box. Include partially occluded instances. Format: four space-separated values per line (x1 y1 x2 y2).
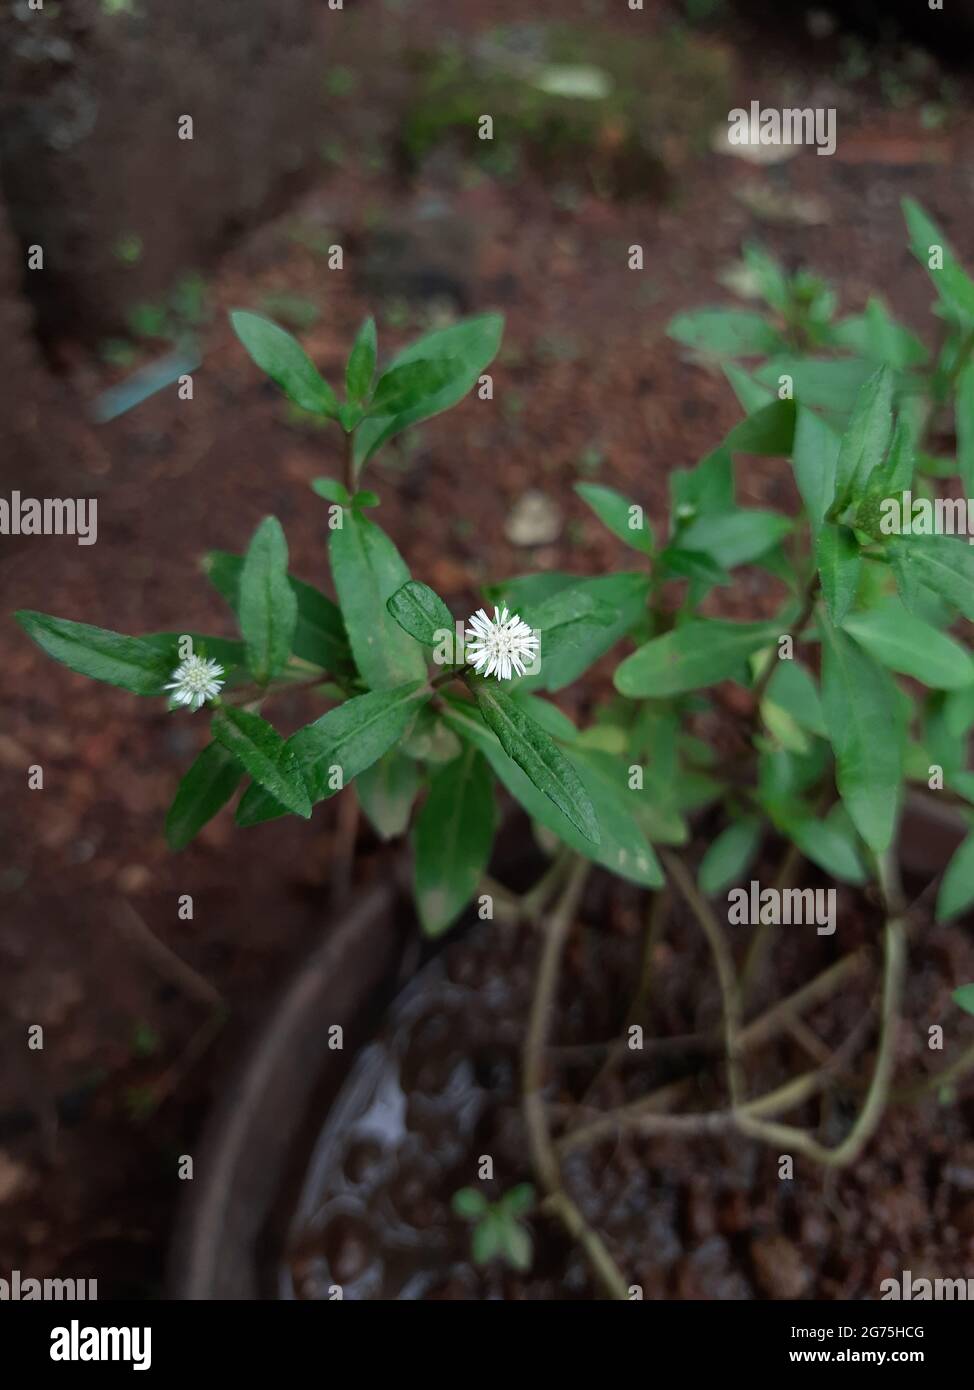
1 0 973 1296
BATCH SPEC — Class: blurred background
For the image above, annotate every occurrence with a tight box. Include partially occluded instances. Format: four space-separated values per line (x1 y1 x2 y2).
1 0 973 1297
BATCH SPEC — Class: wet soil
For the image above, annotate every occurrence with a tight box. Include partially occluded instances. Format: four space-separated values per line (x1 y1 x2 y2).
283 855 974 1299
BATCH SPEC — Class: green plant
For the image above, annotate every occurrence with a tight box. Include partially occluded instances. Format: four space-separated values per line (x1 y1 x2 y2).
452 1184 535 1271
16 200 974 1298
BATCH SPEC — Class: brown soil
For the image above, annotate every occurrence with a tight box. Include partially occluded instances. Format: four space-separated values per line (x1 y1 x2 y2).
283 851 974 1300
1 0 973 1296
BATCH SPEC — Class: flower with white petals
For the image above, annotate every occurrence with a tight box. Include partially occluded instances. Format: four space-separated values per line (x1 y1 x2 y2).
465 606 539 681
165 654 225 711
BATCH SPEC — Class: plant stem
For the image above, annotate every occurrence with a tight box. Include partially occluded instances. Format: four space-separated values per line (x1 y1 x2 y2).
343 428 355 494
521 856 630 1300
751 574 820 715
661 849 744 1106
557 948 868 1156
736 905 906 1167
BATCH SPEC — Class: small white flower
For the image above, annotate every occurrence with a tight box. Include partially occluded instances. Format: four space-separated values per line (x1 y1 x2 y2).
164 654 225 711
465 606 539 681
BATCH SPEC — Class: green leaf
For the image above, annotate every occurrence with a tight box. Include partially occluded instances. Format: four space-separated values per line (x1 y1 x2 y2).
614 619 780 699
140 632 246 673
842 597 974 689
204 551 352 676
211 705 311 818
903 196 974 323
936 832 974 923
14 610 172 695
472 684 599 844
722 361 774 414
500 1183 535 1216
238 516 297 683
698 817 762 896
345 315 377 402
329 512 427 689
887 534 974 621
956 360 974 495
832 365 894 509
667 308 784 358
820 618 901 853
230 310 338 416
471 1213 503 1266
486 573 648 693
754 356 875 415
574 482 654 554
355 747 420 840
670 446 734 521
952 981 974 1015
659 547 730 590
780 809 867 885
451 1187 488 1221
386 580 456 648
414 747 496 936
679 508 792 569
564 747 663 886
353 313 503 469
832 298 927 371
816 523 860 624
515 694 577 742
310 477 351 506
723 399 796 457
236 681 428 825
764 661 827 738
369 356 463 417
792 407 840 537
166 742 243 850
500 1221 533 1272
443 700 665 880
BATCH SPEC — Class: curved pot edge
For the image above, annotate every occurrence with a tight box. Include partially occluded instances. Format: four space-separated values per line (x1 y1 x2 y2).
167 879 402 1300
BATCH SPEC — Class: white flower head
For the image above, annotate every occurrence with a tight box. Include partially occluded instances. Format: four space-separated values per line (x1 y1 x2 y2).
465 606 539 681
165 654 225 711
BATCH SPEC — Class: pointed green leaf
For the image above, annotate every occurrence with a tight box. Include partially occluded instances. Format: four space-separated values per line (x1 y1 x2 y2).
667 308 784 357
820 618 901 852
779 809 867 886
345 316 377 402
414 747 496 936
574 483 654 555
230 310 338 416
937 831 974 922
952 981 974 1015
816 523 860 624
238 516 297 683
211 705 311 818
679 508 792 569
204 550 352 675
470 684 599 844
329 512 427 689
832 365 894 508
792 406 840 537
443 699 663 883
452 1187 488 1221
236 681 428 825
356 747 420 840
887 533 974 621
166 742 243 850
615 619 780 699
698 818 762 896
723 399 796 457
14 610 172 695
387 580 456 648
353 313 503 469
842 598 974 689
